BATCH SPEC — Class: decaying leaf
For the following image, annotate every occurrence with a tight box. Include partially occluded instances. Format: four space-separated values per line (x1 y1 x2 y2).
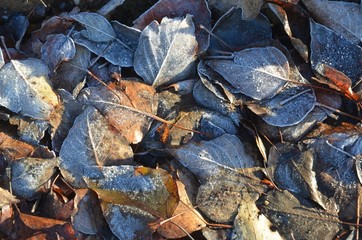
257 190 341 239
232 192 283 240
0 130 36 161
11 157 56 199
157 181 206 239
9 116 49 145
0 59 59 119
58 106 133 188
0 187 19 208
84 165 179 219
310 20 362 84
134 15 198 87
81 80 158 144
72 189 108 235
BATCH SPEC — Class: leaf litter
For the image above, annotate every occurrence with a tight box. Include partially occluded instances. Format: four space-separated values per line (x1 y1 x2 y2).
1 0 362 239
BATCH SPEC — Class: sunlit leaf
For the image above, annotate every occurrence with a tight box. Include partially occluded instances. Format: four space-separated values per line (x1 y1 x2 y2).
206 47 289 100
58 106 133 188
169 134 255 183
11 157 56 199
0 187 19 207
84 165 179 218
0 59 59 119
134 15 198 87
133 0 211 52
81 80 158 144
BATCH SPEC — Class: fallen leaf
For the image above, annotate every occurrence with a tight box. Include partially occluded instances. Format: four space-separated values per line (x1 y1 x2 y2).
71 12 116 42
102 203 156 240
134 15 198 87
157 181 206 238
169 134 255 183
58 106 133 188
0 131 36 160
51 45 90 93
209 8 272 52
257 190 341 239
9 116 50 145
81 80 158 144
84 165 179 219
303 0 362 43
232 192 283 240
206 46 289 100
72 21 140 67
133 0 211 52
0 187 19 208
41 34 76 72
310 20 362 84
11 157 56 199
0 58 59 119
208 0 264 20
72 189 108 235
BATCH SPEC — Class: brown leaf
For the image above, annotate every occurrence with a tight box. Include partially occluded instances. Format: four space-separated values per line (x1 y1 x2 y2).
0 130 35 161
0 187 19 208
157 181 206 238
82 80 158 144
315 63 360 102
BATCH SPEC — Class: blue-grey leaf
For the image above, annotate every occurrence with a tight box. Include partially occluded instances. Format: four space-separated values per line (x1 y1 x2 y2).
206 47 289 100
134 15 198 87
71 12 116 42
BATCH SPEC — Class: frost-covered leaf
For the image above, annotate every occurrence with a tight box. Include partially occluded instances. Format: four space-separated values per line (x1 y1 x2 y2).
303 0 362 43
133 0 211 52
0 187 19 207
11 157 56 199
72 189 108 235
71 12 116 42
9 116 50 145
310 20 362 84
257 190 340 239
41 34 76 72
258 86 316 127
268 143 326 209
134 15 198 87
52 45 90 93
206 47 289 100
50 89 84 153
304 129 362 220
209 8 272 52
73 21 140 67
208 0 264 20
0 59 59 119
58 106 133 188
169 134 255 183
102 204 155 240
84 165 179 218
81 80 158 144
